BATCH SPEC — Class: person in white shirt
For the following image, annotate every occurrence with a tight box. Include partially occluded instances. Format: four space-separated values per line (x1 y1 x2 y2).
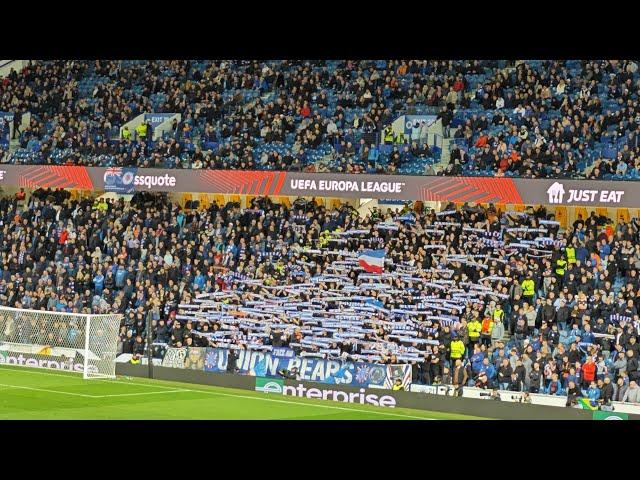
495 96 504 109
326 120 338 136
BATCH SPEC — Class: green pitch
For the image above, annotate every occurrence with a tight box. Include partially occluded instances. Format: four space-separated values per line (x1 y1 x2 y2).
0 365 488 420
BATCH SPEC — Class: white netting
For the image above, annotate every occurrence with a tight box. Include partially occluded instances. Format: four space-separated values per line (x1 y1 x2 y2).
0 306 121 379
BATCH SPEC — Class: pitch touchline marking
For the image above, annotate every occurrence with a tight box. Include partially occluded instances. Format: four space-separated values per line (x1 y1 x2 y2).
0 366 186 391
0 382 96 398
92 389 193 398
0 366 433 419
100 378 186 390
0 380 192 399
177 388 434 420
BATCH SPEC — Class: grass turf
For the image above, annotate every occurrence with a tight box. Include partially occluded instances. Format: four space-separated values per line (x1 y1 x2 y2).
0 365 489 420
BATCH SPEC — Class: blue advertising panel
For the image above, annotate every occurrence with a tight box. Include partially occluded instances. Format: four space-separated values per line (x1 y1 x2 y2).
144 113 176 131
204 347 389 387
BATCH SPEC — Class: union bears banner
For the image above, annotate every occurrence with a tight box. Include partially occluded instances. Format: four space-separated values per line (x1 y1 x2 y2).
202 347 405 388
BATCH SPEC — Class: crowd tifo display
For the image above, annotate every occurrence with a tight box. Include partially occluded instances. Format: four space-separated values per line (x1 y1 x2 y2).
1 189 639 405
1 58 640 411
1 59 640 180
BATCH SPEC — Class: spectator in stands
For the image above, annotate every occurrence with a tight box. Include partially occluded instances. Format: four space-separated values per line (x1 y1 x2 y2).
623 380 640 404
565 380 583 406
0 59 637 180
1 188 640 410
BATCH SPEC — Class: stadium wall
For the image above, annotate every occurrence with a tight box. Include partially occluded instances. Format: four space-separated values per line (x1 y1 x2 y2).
115 363 640 420
1 165 639 207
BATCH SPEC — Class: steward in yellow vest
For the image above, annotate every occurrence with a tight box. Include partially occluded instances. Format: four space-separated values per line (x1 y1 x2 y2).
556 258 567 276
468 318 482 342
450 337 465 360
521 278 535 298
383 126 394 144
136 122 148 140
565 246 576 265
392 379 404 391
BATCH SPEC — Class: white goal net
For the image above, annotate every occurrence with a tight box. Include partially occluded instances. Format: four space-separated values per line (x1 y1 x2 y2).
0 306 122 379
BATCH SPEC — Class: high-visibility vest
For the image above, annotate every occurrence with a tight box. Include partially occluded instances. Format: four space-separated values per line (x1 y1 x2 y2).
383 128 394 143
450 340 465 359
394 132 405 144
493 308 504 323
122 128 132 140
392 384 404 391
565 246 576 264
130 357 141 365
521 279 535 297
556 259 567 276
136 123 147 139
468 321 481 339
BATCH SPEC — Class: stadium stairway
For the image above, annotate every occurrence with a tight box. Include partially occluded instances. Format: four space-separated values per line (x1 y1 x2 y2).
9 137 20 152
431 127 458 173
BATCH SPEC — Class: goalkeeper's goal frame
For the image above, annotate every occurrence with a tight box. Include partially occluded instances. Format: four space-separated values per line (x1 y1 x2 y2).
0 306 122 379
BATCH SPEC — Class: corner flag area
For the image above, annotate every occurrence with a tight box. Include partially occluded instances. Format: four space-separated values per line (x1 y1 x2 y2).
0 365 487 420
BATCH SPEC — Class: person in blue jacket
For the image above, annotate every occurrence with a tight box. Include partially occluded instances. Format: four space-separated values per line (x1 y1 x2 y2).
492 347 508 368
93 270 104 295
193 269 205 291
565 367 578 389
544 373 565 395
115 265 127 288
470 345 485 374
479 357 497 386
581 323 595 344
563 325 581 345
586 381 600 402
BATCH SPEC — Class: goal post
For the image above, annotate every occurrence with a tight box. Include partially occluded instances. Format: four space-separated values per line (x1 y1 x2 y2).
0 306 121 379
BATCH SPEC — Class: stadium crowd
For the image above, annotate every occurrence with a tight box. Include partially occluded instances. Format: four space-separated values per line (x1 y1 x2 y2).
0 189 639 405
1 60 640 178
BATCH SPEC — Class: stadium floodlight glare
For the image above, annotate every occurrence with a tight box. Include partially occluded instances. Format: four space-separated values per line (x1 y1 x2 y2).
0 306 121 379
